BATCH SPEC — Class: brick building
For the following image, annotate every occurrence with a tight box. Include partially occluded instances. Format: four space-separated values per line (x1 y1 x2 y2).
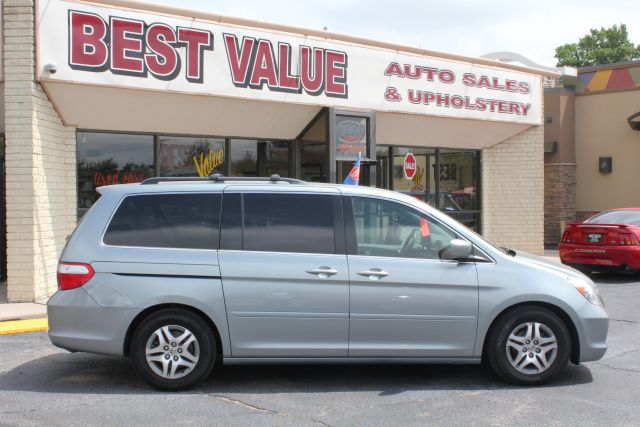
0 0 554 302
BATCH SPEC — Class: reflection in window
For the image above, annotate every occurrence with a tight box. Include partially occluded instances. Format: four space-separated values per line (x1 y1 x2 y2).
243 194 336 254
352 197 456 260
230 139 258 177
77 132 154 217
300 110 328 182
104 194 221 249
392 147 436 205
262 141 290 177
439 150 478 211
159 136 225 177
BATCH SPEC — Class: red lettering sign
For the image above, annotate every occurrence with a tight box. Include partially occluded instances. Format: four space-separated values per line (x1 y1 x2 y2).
68 10 213 83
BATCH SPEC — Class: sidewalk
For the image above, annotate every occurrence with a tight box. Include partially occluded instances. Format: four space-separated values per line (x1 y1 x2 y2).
0 282 49 334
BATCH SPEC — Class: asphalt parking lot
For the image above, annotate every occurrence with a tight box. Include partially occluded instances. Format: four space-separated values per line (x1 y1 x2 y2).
0 273 639 426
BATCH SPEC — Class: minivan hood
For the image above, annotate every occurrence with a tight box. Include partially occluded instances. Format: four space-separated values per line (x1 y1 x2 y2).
510 251 585 279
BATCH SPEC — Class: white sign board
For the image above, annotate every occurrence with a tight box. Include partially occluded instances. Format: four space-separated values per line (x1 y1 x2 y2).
37 0 542 125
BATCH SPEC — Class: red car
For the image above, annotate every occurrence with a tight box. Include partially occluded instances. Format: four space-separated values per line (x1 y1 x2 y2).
560 208 640 274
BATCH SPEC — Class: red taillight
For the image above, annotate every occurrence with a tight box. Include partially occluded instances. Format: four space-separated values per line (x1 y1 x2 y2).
57 262 95 291
618 233 640 246
561 229 577 243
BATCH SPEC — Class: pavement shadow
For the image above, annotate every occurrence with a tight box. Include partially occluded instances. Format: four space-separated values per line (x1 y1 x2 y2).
0 352 593 395
591 271 640 285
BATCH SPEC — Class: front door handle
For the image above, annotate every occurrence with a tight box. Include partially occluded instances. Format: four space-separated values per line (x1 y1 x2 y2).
305 266 338 278
357 268 389 280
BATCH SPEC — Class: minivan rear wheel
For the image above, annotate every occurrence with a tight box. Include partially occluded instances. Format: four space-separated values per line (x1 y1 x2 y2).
486 306 571 385
131 309 216 391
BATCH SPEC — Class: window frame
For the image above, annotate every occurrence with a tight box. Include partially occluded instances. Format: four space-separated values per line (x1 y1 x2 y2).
101 192 223 251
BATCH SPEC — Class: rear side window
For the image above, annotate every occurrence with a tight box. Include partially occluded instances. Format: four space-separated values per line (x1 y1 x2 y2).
242 193 336 254
104 194 221 249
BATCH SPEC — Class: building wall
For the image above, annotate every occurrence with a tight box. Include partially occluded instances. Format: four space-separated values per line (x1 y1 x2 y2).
4 0 77 302
544 89 576 164
575 90 640 214
482 125 544 254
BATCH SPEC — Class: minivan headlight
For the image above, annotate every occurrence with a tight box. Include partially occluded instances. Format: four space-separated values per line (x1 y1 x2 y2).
568 276 603 306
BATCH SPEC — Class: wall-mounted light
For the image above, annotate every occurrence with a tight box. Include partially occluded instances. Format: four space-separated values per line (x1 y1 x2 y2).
599 156 612 174
44 63 58 74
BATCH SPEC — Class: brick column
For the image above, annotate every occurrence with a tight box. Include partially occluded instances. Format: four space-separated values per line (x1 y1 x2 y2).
544 163 576 245
482 125 544 255
3 0 77 302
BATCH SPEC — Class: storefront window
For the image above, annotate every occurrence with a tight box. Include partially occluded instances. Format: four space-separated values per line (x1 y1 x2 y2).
438 150 478 210
438 149 480 230
159 136 225 177
77 132 154 217
377 146 480 231
392 147 436 206
77 132 293 217
300 110 329 182
262 141 290 177
230 139 258 177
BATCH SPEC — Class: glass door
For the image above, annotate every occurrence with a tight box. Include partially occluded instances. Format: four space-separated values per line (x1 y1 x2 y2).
336 160 376 187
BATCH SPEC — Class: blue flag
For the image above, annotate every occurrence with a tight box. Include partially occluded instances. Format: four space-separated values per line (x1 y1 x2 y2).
343 153 361 186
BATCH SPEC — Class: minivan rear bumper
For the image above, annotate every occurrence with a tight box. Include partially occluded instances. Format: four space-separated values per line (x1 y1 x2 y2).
47 288 140 356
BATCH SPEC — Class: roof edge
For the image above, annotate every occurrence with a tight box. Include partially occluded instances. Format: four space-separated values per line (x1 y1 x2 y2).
77 0 561 78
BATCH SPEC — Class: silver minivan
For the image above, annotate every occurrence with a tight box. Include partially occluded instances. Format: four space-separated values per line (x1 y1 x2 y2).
48 175 609 390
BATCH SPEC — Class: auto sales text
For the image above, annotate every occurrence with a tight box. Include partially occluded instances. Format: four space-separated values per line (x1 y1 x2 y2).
383 62 533 116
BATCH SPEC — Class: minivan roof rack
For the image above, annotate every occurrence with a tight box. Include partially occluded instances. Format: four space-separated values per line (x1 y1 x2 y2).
141 173 306 185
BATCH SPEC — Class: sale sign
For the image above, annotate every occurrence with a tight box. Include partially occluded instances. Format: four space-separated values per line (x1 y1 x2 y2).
404 153 417 180
37 0 542 125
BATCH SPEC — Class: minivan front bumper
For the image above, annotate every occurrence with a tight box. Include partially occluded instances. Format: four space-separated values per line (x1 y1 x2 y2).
47 288 140 356
575 301 609 362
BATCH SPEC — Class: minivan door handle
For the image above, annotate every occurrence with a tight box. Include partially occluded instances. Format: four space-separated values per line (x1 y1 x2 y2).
357 268 389 279
305 266 338 278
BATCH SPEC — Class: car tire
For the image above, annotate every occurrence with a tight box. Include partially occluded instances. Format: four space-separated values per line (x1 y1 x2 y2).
486 306 571 385
131 309 216 391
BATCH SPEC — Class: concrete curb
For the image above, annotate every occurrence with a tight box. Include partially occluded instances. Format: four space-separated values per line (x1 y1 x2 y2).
0 318 48 335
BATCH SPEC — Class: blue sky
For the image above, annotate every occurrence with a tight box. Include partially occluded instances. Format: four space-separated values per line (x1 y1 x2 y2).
151 0 640 67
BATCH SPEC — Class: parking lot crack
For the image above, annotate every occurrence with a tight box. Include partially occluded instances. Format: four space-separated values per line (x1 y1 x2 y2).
593 362 640 374
610 318 640 325
211 395 286 416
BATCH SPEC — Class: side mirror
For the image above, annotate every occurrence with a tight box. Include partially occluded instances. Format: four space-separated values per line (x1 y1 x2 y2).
440 239 473 261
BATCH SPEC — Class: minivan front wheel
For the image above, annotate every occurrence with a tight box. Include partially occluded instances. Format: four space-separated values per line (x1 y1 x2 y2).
487 306 571 385
132 309 216 391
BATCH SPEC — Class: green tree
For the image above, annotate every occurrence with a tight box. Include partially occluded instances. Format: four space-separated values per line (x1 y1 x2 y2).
555 24 640 67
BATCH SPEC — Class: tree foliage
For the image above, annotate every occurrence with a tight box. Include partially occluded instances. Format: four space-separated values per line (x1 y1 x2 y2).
555 24 640 67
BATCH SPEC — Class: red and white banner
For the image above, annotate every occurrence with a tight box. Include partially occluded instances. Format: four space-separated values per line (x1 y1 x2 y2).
37 0 542 125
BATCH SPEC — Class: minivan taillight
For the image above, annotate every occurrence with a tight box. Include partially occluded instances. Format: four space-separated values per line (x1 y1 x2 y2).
57 262 95 291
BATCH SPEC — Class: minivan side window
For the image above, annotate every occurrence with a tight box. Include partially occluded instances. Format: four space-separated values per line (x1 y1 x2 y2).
242 193 336 254
104 194 221 250
351 197 456 259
